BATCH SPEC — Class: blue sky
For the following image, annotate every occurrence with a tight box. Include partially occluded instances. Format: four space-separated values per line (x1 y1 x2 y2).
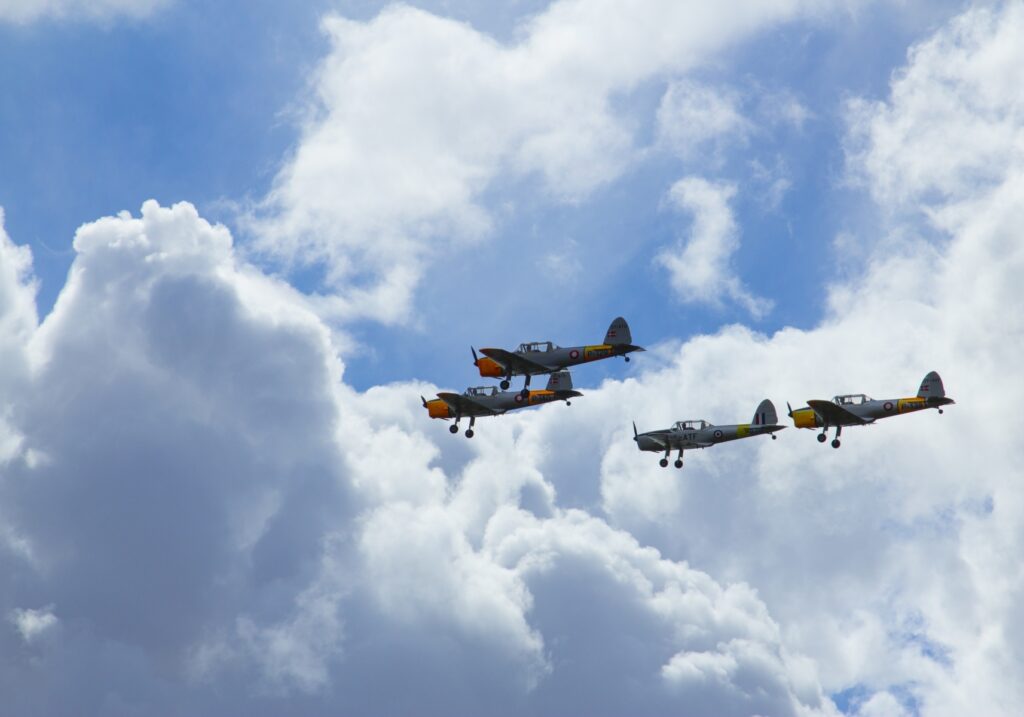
3 2 1024 716
1 0 958 390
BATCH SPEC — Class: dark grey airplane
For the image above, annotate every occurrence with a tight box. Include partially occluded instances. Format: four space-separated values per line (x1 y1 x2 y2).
473 317 644 395
633 399 785 468
422 371 581 438
788 370 955 448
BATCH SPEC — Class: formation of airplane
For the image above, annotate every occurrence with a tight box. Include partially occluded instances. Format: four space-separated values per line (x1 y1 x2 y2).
472 317 644 395
422 371 580 438
633 399 785 468
422 316 954 462
787 371 955 448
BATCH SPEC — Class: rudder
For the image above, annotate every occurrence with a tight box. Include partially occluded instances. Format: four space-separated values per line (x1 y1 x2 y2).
752 399 778 426
604 316 632 346
917 371 946 398
546 370 573 391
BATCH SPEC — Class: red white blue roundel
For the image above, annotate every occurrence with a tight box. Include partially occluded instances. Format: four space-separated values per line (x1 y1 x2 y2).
884 401 894 411
515 394 524 403
713 429 723 439
570 349 580 359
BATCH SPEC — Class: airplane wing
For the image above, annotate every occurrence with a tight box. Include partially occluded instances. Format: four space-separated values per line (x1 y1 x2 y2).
807 400 875 426
478 348 552 375
436 392 501 417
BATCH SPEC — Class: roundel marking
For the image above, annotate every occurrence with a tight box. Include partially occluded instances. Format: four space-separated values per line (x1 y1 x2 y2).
515 394 524 403
713 429 723 439
883 401 894 411
570 349 580 359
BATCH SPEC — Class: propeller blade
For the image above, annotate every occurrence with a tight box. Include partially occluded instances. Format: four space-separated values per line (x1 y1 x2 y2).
421 395 428 407
787 401 793 417
633 421 638 438
471 346 479 364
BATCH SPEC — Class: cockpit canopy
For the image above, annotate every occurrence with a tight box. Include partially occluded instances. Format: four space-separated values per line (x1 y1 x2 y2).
465 386 499 397
673 419 710 431
516 341 556 353
833 394 871 405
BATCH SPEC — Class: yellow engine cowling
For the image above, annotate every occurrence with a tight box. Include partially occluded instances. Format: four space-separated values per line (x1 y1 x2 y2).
425 399 452 419
476 356 504 378
791 407 820 429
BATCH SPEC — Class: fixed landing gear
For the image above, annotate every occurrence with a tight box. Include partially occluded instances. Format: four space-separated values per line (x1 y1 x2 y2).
830 426 842 449
817 432 827 443
659 458 669 467
624 356 631 363
938 408 944 414
465 417 476 438
500 379 510 390
566 401 572 406
520 374 532 398
449 424 459 434
674 449 684 469
771 434 778 440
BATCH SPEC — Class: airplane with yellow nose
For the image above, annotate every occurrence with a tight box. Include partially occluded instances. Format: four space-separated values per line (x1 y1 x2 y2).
422 371 581 438
788 371 954 448
472 316 644 395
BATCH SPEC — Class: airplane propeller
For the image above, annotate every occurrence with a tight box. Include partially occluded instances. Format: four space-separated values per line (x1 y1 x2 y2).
421 396 429 408
633 421 638 439
786 401 794 417
471 346 480 365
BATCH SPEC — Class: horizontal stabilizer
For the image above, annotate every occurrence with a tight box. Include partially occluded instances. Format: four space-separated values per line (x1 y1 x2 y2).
604 317 632 346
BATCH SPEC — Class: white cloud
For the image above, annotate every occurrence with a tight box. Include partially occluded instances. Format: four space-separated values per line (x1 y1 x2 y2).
657 176 772 317
8 606 58 644
250 0 839 324
0 199 832 715
0 0 167 23
656 80 751 161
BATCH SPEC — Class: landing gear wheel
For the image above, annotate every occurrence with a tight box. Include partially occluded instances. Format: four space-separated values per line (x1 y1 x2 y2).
500 380 510 390
938 409 944 414
465 429 475 438
624 356 630 362
520 388 530 398
831 438 841 449
674 459 683 469
566 401 572 406
449 425 459 434
817 433 827 443
771 434 777 440
659 458 669 468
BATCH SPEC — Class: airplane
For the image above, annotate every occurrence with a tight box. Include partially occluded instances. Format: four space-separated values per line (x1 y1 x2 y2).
473 316 644 395
633 399 785 468
787 370 955 448
422 370 582 438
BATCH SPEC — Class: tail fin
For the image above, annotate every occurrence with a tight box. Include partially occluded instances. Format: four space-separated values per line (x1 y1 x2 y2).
546 370 573 391
752 399 779 426
917 371 946 399
604 317 632 346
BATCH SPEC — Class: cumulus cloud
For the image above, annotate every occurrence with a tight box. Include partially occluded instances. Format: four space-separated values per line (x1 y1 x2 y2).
657 176 772 317
2 2 1023 716
0 0 167 23
250 0 835 324
0 200 832 715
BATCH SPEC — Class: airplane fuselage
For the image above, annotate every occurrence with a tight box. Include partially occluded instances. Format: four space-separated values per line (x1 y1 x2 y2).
635 422 784 452
424 389 581 419
790 395 954 428
476 343 642 378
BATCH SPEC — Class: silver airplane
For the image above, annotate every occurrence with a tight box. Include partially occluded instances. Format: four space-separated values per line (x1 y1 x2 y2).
633 399 785 468
473 317 644 395
788 370 955 448
422 370 581 438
